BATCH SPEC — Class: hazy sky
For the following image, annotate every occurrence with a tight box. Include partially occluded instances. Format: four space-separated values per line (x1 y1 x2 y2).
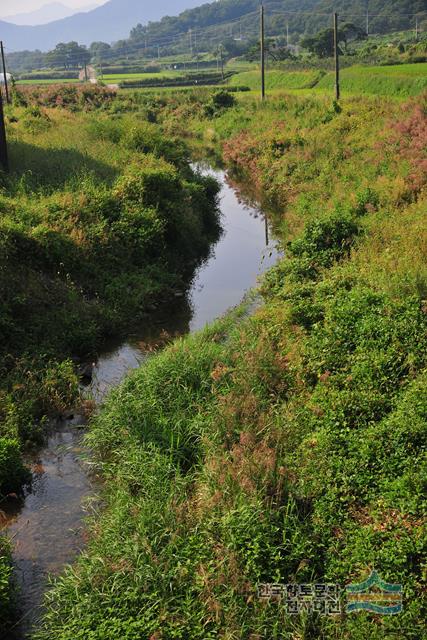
0 1 106 18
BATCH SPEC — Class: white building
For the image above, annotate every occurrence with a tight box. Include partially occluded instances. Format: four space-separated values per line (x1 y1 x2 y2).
0 73 12 84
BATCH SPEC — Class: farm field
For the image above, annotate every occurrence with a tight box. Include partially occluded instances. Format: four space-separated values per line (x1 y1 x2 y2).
229 68 324 90
11 61 427 96
316 62 427 97
101 71 179 82
229 62 427 98
15 78 80 85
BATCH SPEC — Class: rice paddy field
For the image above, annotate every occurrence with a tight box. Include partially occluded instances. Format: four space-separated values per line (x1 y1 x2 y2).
229 68 324 91
316 62 427 98
101 71 180 83
15 78 80 85
229 62 427 98
11 61 427 98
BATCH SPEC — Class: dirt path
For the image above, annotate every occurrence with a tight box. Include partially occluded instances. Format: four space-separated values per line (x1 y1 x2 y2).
79 65 97 84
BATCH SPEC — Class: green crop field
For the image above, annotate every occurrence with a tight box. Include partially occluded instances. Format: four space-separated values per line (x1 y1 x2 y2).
16 78 80 85
101 71 179 82
229 62 427 98
229 68 324 90
316 62 427 97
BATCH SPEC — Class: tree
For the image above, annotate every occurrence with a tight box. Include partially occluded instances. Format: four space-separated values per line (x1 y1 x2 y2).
246 38 295 62
46 42 90 69
301 28 343 58
89 42 111 57
129 24 147 42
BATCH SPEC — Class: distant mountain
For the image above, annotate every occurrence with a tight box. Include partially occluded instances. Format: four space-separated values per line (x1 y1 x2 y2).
0 0 206 51
3 3 76 26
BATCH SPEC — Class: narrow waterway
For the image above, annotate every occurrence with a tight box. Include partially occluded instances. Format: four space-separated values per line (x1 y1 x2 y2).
1 165 280 638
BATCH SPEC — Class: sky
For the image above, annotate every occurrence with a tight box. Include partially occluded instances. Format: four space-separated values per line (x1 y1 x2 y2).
0 0 106 18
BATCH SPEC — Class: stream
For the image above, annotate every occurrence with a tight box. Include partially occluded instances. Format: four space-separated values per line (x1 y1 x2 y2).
1 164 280 639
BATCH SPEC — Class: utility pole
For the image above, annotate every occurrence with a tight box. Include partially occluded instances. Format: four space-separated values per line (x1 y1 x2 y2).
0 42 10 105
415 17 419 41
0 92 9 172
194 31 199 71
333 12 340 101
366 0 369 36
189 29 193 57
286 22 290 47
219 44 224 80
260 4 265 101
84 62 88 82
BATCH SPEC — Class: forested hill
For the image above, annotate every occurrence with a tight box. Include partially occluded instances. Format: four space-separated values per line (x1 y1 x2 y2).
127 0 426 48
2 0 426 53
313 0 427 32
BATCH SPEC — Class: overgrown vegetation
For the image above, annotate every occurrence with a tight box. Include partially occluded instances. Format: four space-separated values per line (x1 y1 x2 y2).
30 86 427 639
0 86 222 468
0 87 223 634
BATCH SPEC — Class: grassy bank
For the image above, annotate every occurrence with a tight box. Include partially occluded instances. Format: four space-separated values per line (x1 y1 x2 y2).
229 69 324 91
32 88 427 639
0 86 221 451
0 86 222 631
229 62 427 98
316 63 427 98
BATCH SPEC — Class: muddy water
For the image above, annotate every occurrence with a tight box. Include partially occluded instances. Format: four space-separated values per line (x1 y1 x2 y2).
1 165 280 638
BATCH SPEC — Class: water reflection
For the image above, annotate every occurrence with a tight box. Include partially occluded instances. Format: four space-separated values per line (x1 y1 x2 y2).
2 422 95 638
92 166 279 398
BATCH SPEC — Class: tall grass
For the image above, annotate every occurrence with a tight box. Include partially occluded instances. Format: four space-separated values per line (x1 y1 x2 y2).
0 92 224 633
33 90 427 639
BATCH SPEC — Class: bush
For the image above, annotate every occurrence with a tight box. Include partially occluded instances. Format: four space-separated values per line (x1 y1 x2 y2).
204 90 237 118
288 211 361 268
0 438 30 495
15 85 117 111
0 537 14 633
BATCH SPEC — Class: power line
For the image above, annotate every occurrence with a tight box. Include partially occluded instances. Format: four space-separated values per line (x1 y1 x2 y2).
4 6 424 72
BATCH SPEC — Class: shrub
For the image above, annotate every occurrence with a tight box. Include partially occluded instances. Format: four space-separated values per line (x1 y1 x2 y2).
204 90 237 118
288 211 360 268
0 537 14 633
123 122 190 168
15 85 117 111
0 438 30 495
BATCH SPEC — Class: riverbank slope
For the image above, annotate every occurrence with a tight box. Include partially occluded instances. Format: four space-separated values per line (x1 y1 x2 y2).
0 86 222 634
33 89 427 639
